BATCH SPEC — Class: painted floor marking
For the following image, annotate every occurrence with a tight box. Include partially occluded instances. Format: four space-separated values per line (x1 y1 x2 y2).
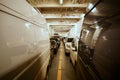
57 45 63 80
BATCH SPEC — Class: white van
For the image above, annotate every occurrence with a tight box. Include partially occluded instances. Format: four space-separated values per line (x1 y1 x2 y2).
69 38 78 66
64 38 73 55
0 0 50 80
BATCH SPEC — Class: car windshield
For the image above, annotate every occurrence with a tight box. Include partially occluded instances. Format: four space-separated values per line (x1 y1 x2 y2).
67 38 73 42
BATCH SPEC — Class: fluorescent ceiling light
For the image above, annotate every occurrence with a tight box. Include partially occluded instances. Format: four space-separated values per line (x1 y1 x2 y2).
92 8 97 13
59 0 63 5
88 3 93 10
88 3 97 13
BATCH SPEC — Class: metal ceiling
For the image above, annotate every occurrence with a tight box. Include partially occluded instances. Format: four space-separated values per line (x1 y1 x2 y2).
26 0 90 34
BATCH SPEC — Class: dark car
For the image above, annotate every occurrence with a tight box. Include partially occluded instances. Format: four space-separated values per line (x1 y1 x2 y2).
50 38 58 54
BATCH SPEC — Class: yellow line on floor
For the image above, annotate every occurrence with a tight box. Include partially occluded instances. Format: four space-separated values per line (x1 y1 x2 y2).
58 60 62 70
57 70 61 80
57 47 62 80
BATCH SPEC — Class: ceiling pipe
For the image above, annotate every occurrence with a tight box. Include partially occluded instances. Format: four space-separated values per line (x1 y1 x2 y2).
84 0 103 17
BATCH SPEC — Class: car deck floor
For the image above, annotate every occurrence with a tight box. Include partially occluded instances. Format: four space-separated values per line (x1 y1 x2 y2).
47 42 78 80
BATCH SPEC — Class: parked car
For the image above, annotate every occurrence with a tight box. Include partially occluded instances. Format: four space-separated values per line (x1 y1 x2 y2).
69 39 77 66
50 38 58 54
70 51 77 66
64 38 73 55
63 37 67 47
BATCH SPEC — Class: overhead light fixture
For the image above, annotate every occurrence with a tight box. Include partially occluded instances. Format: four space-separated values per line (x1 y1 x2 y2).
88 3 93 10
92 8 97 13
88 3 97 13
59 0 63 5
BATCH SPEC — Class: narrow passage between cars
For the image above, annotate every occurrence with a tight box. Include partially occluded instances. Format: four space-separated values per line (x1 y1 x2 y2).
47 42 78 80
